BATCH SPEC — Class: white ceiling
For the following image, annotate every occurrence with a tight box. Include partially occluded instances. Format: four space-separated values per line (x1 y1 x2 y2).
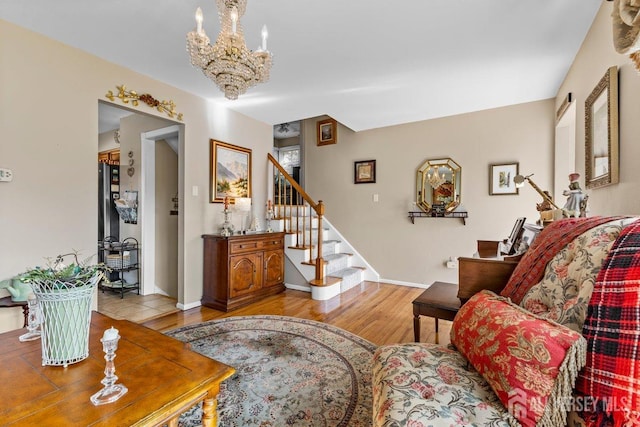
1 1 603 132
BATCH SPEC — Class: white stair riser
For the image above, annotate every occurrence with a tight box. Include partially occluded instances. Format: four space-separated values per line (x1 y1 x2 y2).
325 255 349 275
338 270 364 293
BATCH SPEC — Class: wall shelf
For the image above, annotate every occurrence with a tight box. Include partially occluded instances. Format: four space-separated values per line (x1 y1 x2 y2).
408 211 468 225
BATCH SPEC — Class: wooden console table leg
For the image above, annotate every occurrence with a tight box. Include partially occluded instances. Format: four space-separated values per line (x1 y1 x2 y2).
434 318 439 345
413 314 420 342
201 387 220 427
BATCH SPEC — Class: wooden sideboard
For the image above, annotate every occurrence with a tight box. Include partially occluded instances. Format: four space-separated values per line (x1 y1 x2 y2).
202 232 286 312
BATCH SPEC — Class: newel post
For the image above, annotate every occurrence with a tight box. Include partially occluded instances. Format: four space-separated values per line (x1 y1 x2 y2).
315 201 325 281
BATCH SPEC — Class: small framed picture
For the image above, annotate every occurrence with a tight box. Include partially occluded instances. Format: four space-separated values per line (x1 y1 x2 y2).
354 160 376 184
317 118 337 146
489 162 519 195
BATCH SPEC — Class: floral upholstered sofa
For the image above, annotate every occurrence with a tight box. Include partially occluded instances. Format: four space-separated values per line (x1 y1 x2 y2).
372 217 640 427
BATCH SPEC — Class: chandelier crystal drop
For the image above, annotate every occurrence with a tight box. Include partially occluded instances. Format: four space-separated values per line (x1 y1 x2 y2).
427 166 447 189
186 0 272 100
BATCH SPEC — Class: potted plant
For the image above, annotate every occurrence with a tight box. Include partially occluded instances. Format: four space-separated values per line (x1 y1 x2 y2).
19 252 107 367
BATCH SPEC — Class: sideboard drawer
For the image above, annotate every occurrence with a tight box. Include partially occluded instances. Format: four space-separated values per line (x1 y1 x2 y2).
260 237 284 250
230 240 260 254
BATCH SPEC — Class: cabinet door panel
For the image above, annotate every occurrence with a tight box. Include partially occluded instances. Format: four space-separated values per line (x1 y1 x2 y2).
263 249 284 288
229 253 262 298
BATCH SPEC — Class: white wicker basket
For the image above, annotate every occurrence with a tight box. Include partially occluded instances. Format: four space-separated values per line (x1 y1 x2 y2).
31 275 99 367
106 254 131 269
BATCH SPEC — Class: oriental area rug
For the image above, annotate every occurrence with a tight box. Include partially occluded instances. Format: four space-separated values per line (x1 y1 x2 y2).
166 315 376 427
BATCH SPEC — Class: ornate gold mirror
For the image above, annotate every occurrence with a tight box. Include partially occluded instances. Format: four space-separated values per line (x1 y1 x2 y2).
416 158 461 212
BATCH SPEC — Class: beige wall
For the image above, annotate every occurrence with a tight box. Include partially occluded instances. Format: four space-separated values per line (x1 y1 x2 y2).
98 130 119 152
304 101 555 285
0 19 271 331
556 2 640 216
155 140 179 298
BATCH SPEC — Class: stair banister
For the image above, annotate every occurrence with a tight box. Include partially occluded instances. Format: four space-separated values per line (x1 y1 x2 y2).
267 153 325 282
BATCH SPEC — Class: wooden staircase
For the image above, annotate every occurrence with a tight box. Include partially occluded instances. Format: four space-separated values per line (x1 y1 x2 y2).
268 154 379 300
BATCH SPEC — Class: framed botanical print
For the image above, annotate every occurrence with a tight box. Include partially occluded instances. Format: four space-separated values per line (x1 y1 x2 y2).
354 160 376 184
489 163 519 195
210 139 252 203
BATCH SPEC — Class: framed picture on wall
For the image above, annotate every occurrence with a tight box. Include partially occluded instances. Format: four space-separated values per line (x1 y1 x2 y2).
585 66 619 189
317 118 337 146
489 162 519 195
354 160 376 184
210 139 252 203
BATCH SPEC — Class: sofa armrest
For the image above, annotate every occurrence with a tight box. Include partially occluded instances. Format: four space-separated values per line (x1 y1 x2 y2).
457 257 519 302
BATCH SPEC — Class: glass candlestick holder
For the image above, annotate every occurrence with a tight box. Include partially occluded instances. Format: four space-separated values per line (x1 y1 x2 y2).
19 294 41 342
90 327 128 406
220 207 234 237
265 200 274 233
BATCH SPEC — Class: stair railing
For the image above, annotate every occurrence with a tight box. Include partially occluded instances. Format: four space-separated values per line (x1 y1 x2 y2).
268 153 325 282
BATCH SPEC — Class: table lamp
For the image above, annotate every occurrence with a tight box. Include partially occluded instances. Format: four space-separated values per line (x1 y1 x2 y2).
234 197 252 233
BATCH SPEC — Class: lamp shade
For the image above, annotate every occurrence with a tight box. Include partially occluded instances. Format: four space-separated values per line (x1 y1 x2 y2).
235 197 252 212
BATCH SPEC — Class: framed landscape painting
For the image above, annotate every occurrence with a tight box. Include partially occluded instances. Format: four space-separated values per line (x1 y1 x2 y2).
210 139 252 203
317 118 337 146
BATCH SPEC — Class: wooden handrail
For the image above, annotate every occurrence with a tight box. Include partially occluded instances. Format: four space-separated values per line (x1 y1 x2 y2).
268 153 325 282
268 154 321 211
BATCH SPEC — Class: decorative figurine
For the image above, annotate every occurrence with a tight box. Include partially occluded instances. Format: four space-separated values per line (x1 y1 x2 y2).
90 327 128 406
562 173 587 218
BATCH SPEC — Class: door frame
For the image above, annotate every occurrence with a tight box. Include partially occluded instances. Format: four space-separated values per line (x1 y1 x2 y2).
140 125 184 304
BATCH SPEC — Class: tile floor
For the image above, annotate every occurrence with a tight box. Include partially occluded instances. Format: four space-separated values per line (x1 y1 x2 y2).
97 291 179 323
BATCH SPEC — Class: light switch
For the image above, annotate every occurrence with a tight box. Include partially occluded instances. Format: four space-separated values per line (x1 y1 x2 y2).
373 194 379 202
192 185 199 196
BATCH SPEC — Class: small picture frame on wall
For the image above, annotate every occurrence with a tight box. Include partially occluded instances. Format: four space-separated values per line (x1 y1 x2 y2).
354 160 376 184
317 118 337 146
489 162 519 195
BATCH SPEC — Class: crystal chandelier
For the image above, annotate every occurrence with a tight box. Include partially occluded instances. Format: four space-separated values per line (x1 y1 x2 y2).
186 0 272 100
427 166 447 189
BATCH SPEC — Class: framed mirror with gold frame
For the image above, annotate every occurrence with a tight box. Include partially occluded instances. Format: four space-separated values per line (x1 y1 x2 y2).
416 158 461 212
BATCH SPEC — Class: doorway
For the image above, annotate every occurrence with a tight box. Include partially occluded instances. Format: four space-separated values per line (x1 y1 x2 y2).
273 121 303 203
97 102 182 322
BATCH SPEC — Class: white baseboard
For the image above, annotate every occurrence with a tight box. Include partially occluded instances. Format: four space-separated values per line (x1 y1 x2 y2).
285 283 311 292
178 300 201 311
380 278 432 289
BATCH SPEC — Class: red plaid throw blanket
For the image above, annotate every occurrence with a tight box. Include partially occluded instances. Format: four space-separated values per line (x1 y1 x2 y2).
500 216 624 304
576 219 640 427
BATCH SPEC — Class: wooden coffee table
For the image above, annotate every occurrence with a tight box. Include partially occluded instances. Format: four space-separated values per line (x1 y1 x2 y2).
413 281 461 344
0 312 235 426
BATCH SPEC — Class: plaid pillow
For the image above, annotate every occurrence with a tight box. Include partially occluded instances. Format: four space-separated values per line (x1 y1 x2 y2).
451 291 587 427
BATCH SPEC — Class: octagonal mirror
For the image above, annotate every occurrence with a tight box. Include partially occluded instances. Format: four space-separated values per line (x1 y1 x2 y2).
416 158 461 212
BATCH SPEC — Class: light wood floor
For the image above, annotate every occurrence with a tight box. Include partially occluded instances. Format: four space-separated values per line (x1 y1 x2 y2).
138 282 452 346
98 291 179 322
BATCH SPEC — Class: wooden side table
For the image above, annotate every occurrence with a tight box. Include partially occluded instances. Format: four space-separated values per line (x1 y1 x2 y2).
0 296 28 327
412 281 461 344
